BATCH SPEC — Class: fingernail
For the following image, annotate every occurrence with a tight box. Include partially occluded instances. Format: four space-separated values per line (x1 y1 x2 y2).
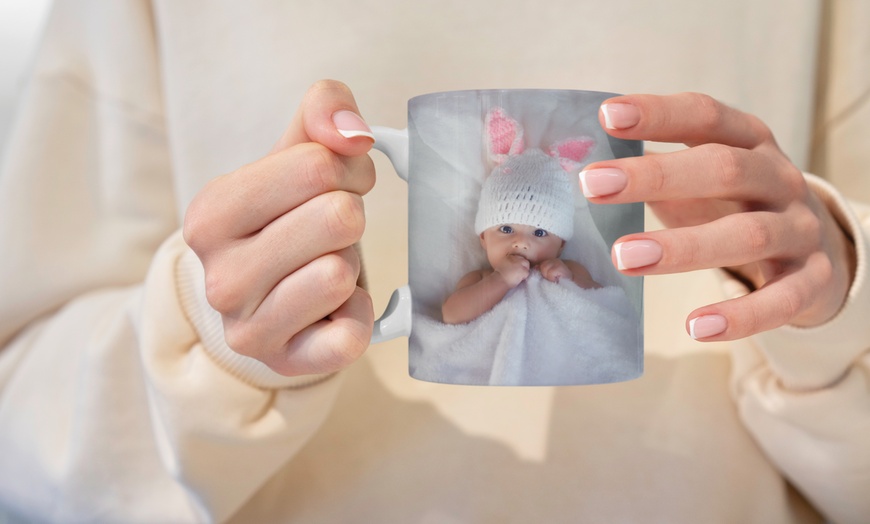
601 103 640 130
689 315 727 340
614 239 662 270
333 110 374 140
579 168 628 197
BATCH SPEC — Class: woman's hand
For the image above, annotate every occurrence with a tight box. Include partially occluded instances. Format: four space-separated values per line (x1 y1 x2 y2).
183 80 376 375
580 93 857 340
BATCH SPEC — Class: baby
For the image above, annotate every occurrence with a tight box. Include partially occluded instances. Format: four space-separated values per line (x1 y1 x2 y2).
442 147 602 325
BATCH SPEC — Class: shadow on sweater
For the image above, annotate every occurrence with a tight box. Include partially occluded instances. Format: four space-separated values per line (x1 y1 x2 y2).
229 351 821 524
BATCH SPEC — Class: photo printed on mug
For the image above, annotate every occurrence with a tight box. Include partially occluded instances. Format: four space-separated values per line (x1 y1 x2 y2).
372 89 644 386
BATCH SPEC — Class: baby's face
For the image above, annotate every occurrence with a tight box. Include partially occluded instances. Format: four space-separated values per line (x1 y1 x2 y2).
480 224 565 266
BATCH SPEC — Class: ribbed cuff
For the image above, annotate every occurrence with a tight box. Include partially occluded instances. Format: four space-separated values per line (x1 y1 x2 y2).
749 174 870 391
171 234 335 390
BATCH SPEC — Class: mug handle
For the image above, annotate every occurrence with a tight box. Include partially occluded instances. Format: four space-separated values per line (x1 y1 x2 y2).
369 126 413 344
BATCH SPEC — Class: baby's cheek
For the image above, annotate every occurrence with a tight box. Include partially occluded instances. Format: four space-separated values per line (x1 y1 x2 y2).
541 245 563 261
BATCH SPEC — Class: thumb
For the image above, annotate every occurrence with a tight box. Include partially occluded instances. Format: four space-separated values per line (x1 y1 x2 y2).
270 79 374 156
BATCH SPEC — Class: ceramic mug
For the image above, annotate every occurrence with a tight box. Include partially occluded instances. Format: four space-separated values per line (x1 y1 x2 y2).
369 89 644 386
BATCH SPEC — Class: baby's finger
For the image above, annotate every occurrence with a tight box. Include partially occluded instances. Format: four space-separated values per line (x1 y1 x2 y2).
686 259 827 341
600 93 772 149
612 210 819 274
543 268 567 283
268 286 374 376
516 256 531 269
580 142 801 205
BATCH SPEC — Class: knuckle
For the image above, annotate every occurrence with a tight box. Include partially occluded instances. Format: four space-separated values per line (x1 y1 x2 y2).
691 93 726 131
779 286 805 320
182 206 206 251
222 321 256 357
204 270 243 314
780 163 808 200
741 303 764 335
317 253 358 306
353 154 377 195
798 208 823 246
182 184 220 251
323 330 368 370
673 233 703 269
708 145 744 190
301 143 344 193
814 253 835 288
746 113 774 144
744 218 772 254
643 155 668 193
734 294 778 336
324 191 366 244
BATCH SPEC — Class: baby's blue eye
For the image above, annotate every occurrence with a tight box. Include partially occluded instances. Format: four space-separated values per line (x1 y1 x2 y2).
499 225 513 234
534 229 548 237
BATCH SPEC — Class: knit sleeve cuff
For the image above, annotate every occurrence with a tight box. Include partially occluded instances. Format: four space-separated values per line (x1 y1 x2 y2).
171 233 335 390
748 174 870 391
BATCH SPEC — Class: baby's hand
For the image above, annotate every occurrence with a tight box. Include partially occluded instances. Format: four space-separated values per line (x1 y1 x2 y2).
539 258 572 284
494 254 531 288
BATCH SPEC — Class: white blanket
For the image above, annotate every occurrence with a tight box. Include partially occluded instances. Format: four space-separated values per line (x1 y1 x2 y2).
410 271 642 386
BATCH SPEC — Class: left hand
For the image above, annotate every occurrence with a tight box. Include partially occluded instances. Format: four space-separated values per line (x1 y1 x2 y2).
183 80 376 375
539 258 572 284
579 93 857 341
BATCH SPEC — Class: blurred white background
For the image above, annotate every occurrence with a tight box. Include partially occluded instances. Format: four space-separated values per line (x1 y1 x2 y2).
0 0 52 152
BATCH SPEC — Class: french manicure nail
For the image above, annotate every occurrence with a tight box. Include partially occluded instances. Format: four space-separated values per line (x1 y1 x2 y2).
579 168 628 197
689 315 728 340
601 103 641 130
614 239 663 270
333 110 374 140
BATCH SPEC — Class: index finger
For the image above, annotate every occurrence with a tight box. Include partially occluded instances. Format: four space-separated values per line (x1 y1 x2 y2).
186 145 374 244
600 93 773 149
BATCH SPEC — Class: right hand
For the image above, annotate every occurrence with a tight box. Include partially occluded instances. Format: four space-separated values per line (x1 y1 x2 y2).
183 80 376 376
586 93 856 340
494 254 531 288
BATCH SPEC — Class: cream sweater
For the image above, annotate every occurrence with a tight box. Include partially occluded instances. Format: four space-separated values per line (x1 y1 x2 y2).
1 1 869 523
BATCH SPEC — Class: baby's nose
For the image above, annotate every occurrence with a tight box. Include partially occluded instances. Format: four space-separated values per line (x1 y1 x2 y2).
513 239 528 249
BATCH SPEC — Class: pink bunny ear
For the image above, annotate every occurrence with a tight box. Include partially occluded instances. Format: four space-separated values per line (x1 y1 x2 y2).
486 107 525 165
548 137 595 172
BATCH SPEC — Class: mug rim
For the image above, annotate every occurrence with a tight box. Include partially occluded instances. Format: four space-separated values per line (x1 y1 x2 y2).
409 88 623 105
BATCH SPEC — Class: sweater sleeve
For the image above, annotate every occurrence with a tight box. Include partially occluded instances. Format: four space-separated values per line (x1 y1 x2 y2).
137 232 345 522
728 176 870 524
0 1 342 522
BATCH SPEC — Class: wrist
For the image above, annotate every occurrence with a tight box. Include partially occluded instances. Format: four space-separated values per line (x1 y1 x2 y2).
490 269 519 289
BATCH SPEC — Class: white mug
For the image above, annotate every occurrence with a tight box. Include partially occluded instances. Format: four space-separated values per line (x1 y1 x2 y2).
369 89 644 386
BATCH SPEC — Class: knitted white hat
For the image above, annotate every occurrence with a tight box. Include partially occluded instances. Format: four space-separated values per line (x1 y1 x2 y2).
474 149 576 240
474 107 595 241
